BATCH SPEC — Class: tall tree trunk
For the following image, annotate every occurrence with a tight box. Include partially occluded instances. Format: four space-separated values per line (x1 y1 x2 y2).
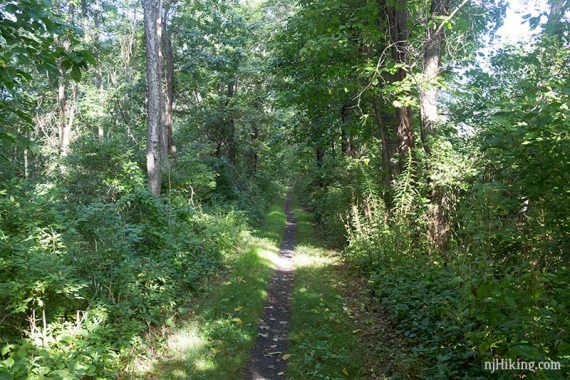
162 9 176 157
58 2 77 158
59 82 76 158
420 0 451 151
226 81 237 164
95 65 104 140
386 1 414 172
372 99 394 199
57 75 68 156
316 146 324 168
250 124 259 174
93 0 104 140
143 0 163 196
341 103 353 157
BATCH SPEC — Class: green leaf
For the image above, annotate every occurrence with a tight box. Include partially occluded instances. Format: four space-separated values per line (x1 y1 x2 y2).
69 66 82 82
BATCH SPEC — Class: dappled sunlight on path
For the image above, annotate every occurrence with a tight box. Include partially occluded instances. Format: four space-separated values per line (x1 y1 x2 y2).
133 238 278 379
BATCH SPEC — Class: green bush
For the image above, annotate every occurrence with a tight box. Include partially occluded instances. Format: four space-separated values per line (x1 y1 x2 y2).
0 143 249 378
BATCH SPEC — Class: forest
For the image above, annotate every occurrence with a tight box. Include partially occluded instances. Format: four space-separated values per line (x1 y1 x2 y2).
0 0 568 378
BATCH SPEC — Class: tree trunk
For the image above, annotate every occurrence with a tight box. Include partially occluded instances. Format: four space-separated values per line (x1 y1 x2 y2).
143 0 163 196
316 146 324 168
94 0 104 140
95 64 104 140
387 1 414 172
420 0 450 150
341 103 353 157
57 75 68 156
250 124 259 174
57 75 75 157
66 83 77 152
162 9 176 157
226 81 237 164
372 99 394 195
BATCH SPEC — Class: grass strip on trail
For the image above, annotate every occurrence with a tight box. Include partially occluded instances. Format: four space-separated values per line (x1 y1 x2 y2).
285 196 368 379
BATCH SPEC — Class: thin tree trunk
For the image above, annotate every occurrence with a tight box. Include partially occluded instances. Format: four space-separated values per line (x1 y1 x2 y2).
372 99 393 193
57 75 68 156
226 81 237 164
96 66 104 140
387 0 414 172
143 0 163 196
316 146 324 168
64 83 78 155
341 103 353 157
162 10 176 157
94 0 104 140
24 148 29 179
57 76 67 155
58 2 76 158
250 124 259 174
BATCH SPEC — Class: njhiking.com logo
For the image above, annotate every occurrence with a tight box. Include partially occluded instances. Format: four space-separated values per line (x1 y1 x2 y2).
484 358 562 373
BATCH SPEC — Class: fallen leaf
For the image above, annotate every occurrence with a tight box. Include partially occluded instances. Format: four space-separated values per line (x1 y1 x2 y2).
342 368 349 376
277 372 285 376
231 317 243 324
282 354 291 360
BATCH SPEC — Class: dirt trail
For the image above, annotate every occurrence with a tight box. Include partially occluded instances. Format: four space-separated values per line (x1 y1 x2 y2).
247 194 296 379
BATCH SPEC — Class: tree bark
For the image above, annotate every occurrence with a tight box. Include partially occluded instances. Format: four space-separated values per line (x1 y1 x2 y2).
420 0 451 150
250 124 259 174
341 102 353 157
316 146 324 168
57 75 68 156
386 1 414 172
143 0 163 196
226 81 237 164
162 8 176 157
372 99 394 194
94 0 104 140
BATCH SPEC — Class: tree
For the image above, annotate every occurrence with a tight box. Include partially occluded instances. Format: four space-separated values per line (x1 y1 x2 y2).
162 4 177 157
386 0 414 171
143 0 164 195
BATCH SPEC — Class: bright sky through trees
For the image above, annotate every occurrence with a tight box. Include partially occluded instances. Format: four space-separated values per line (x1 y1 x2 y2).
497 0 549 43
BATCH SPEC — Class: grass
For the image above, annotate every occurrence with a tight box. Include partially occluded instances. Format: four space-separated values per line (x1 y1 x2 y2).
286 196 369 379
131 195 287 379
131 191 383 379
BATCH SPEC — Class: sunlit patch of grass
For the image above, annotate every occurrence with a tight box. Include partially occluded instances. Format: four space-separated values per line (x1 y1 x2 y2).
255 198 287 244
286 196 368 379
131 196 287 379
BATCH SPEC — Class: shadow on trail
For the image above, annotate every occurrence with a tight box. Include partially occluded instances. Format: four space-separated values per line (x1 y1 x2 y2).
284 201 369 379
140 240 274 379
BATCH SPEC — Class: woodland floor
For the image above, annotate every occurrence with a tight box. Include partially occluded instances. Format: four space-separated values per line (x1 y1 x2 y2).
132 193 404 379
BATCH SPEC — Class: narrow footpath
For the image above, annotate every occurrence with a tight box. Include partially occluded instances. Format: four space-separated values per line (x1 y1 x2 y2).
248 195 296 379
